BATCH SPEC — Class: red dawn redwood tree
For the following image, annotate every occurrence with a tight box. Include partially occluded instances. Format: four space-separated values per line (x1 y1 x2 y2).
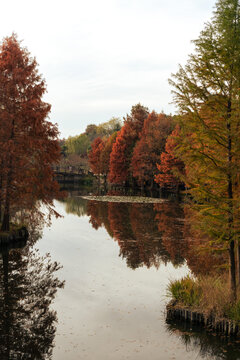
108 125 128 184
0 34 61 231
155 125 185 191
131 111 173 188
88 137 104 182
100 132 118 181
108 104 149 185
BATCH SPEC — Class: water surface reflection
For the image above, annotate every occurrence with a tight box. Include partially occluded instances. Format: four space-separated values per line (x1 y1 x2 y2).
63 196 224 275
8 194 235 360
0 229 64 359
166 319 240 360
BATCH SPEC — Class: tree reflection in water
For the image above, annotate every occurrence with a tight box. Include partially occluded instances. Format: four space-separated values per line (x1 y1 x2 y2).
61 196 226 275
166 319 240 360
154 202 186 267
63 197 187 270
61 195 233 355
86 199 186 270
182 206 227 276
0 220 64 359
63 196 88 218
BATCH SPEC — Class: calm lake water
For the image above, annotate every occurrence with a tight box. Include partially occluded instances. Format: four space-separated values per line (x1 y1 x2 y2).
1 192 240 359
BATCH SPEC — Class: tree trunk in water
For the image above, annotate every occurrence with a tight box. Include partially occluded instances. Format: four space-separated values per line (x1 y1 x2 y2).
103 175 107 193
96 175 100 195
1 154 13 232
158 187 162 198
148 178 154 191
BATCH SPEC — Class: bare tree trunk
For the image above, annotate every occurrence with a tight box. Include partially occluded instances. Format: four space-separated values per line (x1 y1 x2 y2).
227 97 237 301
2 195 10 231
1 173 11 232
1 115 15 232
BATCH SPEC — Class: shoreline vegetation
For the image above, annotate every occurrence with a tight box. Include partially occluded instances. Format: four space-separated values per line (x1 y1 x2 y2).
167 275 240 336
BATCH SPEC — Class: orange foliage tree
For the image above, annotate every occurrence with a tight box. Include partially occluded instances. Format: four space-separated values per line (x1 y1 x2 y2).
155 125 184 191
108 104 149 185
131 112 173 188
0 34 61 231
99 132 118 183
88 137 105 182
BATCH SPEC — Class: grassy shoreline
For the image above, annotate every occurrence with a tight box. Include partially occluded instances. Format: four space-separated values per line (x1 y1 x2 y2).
167 275 240 324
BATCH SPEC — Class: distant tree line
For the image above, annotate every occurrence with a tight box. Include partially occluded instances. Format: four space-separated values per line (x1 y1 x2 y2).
62 117 122 157
59 117 122 171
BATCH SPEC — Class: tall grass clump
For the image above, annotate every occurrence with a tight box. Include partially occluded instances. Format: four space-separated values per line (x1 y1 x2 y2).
167 275 201 307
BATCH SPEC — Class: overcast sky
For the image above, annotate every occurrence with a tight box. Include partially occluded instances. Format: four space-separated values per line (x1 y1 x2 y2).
2 0 215 138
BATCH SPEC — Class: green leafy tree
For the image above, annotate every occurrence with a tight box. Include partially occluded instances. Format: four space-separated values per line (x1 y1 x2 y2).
65 134 91 157
97 117 122 138
169 0 240 299
85 124 98 141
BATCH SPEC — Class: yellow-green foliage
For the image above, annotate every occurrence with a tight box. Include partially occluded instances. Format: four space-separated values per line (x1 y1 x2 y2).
65 118 122 157
169 0 240 299
65 134 91 156
167 275 202 307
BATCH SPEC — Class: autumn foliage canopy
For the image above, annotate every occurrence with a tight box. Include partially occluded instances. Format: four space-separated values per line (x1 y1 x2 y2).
131 111 173 186
88 104 183 191
108 104 149 184
0 34 61 230
155 125 184 189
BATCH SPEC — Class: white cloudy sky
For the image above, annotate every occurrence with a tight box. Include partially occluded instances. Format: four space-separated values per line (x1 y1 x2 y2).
2 0 215 138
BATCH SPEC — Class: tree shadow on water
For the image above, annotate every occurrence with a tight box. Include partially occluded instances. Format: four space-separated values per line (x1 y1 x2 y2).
166 318 240 360
0 230 64 360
